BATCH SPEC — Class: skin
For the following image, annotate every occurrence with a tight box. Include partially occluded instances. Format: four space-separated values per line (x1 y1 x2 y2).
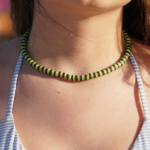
1 0 150 149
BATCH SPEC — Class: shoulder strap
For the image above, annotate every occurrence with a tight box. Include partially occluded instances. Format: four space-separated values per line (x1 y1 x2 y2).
6 52 23 116
130 52 150 119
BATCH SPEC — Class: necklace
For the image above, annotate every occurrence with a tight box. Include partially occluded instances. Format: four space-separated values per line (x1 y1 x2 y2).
21 29 131 81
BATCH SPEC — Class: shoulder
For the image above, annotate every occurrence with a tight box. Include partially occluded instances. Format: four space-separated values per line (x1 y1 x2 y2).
0 37 22 90
0 37 22 123
0 37 22 69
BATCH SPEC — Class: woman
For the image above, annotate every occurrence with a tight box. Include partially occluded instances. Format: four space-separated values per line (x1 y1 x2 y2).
0 0 150 149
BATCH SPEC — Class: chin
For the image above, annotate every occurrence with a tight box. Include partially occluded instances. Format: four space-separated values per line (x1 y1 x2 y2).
78 0 131 10
39 0 131 8
47 0 131 8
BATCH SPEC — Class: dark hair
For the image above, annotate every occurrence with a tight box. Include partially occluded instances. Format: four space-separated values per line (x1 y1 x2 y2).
10 0 150 43
10 0 34 36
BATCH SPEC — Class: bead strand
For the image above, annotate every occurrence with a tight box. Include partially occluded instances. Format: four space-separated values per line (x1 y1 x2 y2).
21 29 132 81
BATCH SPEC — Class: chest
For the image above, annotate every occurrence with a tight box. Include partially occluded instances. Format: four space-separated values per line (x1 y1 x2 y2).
12 75 144 150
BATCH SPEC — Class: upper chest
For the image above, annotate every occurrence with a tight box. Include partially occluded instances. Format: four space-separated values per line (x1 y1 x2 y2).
11 70 145 150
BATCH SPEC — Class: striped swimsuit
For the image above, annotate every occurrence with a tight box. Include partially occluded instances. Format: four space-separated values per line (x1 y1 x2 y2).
0 52 150 150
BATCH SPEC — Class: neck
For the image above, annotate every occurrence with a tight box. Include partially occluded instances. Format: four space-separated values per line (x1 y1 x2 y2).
28 3 124 75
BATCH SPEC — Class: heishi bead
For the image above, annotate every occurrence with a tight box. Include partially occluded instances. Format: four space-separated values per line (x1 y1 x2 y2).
95 72 99 77
55 71 59 77
86 74 90 80
60 72 63 78
32 62 36 67
107 68 111 73
68 75 72 80
43 68 47 74
39 66 44 72
35 64 40 70
64 73 67 79
73 75 76 81
77 75 80 81
51 70 55 76
82 75 85 81
98 71 102 76
47 69 51 74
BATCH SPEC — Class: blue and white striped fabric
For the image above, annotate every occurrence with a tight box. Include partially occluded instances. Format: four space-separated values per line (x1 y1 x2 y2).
130 52 150 150
0 53 25 150
0 52 150 150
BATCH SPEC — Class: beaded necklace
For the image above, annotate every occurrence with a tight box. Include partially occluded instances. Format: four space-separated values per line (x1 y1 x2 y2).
21 29 131 81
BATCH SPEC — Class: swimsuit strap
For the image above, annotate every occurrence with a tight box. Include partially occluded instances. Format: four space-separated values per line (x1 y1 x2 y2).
130 52 150 119
6 52 23 116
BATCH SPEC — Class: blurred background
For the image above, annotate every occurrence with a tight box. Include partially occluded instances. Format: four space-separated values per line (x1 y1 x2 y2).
0 0 14 45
